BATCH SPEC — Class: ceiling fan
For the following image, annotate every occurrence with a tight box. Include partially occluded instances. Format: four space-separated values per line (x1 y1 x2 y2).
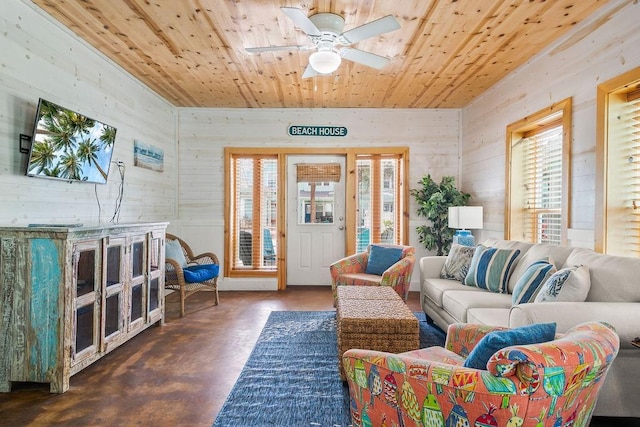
245 7 401 78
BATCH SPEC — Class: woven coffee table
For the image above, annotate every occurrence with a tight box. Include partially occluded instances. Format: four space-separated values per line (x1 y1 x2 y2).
336 286 419 380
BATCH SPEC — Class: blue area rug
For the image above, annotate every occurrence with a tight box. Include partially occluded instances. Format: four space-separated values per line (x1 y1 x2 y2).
212 310 445 427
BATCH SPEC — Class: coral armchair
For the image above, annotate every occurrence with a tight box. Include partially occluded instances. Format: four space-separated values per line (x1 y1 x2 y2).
329 244 415 301
343 321 619 427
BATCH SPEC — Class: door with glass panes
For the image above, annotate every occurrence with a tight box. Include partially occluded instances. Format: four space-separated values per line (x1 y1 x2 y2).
286 155 346 285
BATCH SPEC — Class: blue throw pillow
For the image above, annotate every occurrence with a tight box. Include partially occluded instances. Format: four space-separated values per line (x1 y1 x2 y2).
183 264 219 283
464 245 520 293
166 239 187 268
365 245 403 275
512 259 556 304
463 322 557 370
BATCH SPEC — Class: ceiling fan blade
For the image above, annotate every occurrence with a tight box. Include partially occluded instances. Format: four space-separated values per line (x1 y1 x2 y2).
341 48 390 69
302 64 319 78
342 15 400 44
281 7 321 36
246 45 311 53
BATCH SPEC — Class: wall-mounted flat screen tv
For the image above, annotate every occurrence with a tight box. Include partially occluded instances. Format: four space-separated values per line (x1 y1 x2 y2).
26 98 117 184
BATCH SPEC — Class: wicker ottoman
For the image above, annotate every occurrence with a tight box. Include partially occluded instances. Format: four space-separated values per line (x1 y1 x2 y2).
336 286 419 380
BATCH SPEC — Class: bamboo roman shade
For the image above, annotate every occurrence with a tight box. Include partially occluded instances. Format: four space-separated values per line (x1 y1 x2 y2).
296 163 341 183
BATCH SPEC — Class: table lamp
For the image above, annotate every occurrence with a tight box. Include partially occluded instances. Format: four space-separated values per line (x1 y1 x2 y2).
448 206 483 246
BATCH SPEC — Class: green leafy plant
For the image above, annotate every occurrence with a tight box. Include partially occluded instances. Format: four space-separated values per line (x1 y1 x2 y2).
411 175 470 256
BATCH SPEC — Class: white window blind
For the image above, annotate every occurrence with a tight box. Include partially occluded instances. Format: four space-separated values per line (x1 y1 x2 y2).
617 92 640 253
520 125 563 244
231 156 277 269
355 155 402 252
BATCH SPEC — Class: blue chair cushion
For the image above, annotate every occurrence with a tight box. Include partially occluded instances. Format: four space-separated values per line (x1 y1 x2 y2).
183 264 219 283
365 245 403 275
463 322 557 370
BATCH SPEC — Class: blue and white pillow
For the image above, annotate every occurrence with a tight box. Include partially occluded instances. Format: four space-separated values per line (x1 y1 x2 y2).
534 265 591 302
512 259 556 305
165 238 187 268
464 245 521 293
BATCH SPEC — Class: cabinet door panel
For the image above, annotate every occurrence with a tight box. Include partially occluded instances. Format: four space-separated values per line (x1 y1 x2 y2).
75 304 95 353
103 238 125 348
72 241 101 364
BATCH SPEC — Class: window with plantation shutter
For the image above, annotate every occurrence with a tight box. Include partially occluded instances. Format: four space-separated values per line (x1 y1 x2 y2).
355 155 403 252
519 124 563 244
506 99 571 245
229 154 278 271
597 67 640 256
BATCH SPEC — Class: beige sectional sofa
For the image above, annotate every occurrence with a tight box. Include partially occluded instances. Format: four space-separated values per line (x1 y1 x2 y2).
419 238 640 418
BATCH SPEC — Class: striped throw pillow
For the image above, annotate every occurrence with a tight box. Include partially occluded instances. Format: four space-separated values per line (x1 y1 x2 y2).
511 259 556 305
464 245 521 293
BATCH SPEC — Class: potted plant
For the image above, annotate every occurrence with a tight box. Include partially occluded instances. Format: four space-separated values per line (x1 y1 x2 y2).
411 175 470 255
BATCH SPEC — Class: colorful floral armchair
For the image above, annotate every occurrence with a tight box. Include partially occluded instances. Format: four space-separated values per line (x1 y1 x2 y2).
343 321 619 427
329 244 415 301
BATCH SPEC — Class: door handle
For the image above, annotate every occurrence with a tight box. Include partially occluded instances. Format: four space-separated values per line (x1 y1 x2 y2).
338 226 344 230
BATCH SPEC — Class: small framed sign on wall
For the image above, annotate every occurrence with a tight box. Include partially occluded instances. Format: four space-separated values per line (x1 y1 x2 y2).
134 140 164 172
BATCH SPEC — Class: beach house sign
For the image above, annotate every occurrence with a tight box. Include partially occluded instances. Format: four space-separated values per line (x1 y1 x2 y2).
288 125 348 137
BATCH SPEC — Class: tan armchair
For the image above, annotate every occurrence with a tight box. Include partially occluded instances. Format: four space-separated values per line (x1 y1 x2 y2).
165 233 219 317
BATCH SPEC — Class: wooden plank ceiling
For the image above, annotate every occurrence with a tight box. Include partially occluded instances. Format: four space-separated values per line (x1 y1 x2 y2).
31 0 612 108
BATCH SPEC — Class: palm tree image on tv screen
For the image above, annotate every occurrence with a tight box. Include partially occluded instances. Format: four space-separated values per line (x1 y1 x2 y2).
27 99 117 184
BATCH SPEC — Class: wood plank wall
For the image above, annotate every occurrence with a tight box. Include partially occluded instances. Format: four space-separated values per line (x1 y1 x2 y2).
4 0 638 291
461 1 640 250
0 0 177 226
175 108 460 289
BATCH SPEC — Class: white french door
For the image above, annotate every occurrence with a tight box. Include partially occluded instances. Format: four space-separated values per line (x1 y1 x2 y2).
286 155 346 285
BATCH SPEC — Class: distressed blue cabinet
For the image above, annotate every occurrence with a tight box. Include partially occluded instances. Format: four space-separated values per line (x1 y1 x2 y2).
0 222 167 393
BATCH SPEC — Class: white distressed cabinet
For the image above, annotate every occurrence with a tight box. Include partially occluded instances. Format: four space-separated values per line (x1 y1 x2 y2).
0 222 168 393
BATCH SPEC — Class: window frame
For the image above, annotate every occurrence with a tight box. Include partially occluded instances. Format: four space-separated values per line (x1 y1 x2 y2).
596 66 640 255
505 98 572 245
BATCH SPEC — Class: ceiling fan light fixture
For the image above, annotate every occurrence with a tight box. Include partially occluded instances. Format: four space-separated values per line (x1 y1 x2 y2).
309 50 341 74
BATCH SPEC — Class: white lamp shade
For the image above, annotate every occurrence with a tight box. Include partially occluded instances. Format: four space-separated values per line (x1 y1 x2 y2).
309 50 341 74
448 206 483 229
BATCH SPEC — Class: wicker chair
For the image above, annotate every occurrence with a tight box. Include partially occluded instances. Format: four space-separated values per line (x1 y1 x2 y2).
165 233 219 317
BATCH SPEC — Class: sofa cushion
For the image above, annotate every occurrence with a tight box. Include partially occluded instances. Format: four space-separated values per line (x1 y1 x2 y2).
506 243 574 293
463 322 557 370
464 246 521 293
564 248 640 302
466 308 511 327
534 265 590 303
512 259 557 304
442 290 512 323
421 278 485 308
440 244 476 282
365 244 403 275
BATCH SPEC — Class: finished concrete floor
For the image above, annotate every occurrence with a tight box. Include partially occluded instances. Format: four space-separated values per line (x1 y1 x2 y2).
0 286 388 426
0 287 633 426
